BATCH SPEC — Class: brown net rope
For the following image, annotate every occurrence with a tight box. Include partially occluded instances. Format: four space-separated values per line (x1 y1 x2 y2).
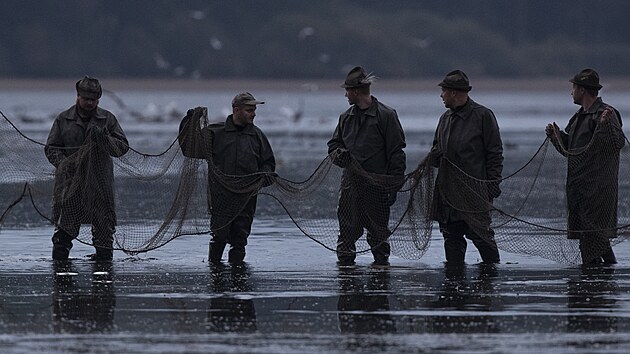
0 108 627 263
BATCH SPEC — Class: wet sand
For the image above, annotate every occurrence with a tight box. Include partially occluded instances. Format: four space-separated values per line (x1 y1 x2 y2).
1 219 629 353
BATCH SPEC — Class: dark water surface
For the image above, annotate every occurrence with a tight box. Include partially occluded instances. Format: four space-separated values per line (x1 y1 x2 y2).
1 219 630 353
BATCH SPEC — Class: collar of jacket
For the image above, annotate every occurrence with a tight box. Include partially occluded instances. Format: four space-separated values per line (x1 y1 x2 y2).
66 105 107 121
578 97 604 115
225 114 256 135
449 98 474 120
349 96 379 117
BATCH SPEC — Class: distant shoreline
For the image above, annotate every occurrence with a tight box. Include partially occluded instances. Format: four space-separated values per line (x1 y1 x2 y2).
2 77 630 91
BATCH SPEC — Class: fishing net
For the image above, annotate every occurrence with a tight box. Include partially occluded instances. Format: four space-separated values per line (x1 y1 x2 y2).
0 108 627 263
434 116 628 264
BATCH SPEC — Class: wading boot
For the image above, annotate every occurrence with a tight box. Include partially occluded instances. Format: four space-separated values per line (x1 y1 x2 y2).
228 246 246 264
52 246 70 261
209 242 226 263
602 248 617 264
52 229 73 261
94 247 113 262
371 256 390 267
336 255 356 267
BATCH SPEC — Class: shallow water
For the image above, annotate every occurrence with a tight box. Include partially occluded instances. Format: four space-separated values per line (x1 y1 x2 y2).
2 88 630 353
2 218 630 353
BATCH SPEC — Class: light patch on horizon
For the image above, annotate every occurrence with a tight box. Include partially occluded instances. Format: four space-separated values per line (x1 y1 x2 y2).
153 53 170 70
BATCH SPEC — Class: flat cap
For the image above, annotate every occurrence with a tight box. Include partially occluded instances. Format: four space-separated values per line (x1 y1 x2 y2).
570 68 602 90
232 92 265 107
438 70 472 92
76 76 102 99
341 66 376 88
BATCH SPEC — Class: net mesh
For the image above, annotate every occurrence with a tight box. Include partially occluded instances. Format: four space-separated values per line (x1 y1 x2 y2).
0 109 627 263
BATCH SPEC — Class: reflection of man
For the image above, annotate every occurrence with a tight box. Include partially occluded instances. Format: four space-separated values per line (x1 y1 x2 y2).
207 264 257 332
328 66 406 266
430 70 503 265
428 264 498 333
567 266 619 333
337 269 395 333
179 92 276 264
52 260 116 333
45 76 129 261
567 267 617 333
546 69 624 264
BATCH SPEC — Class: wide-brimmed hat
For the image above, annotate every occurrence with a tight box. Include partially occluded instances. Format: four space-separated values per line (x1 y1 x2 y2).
75 76 102 99
570 68 602 90
438 70 472 92
341 66 376 88
232 92 265 107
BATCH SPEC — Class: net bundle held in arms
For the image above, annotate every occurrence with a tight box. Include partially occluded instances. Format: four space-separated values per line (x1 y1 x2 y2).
0 109 628 263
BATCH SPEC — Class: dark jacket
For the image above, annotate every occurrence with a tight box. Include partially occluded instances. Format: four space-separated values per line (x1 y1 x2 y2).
552 98 625 239
327 96 406 176
430 98 504 224
45 105 129 223
179 114 276 176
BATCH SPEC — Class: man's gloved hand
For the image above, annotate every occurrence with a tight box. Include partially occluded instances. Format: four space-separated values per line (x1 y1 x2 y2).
88 125 107 141
545 122 561 138
488 181 502 200
183 107 207 133
387 192 397 206
427 147 443 168
261 172 278 188
186 106 206 120
57 158 77 177
386 175 404 206
545 123 554 137
429 147 442 160
332 148 350 168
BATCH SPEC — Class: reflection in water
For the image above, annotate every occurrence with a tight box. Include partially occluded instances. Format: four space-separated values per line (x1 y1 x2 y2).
428 263 500 333
337 268 395 334
52 260 116 333
207 263 257 332
567 266 618 333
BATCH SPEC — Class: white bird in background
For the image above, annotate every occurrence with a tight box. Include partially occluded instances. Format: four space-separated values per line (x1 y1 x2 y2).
164 101 181 121
279 98 305 123
190 70 201 80
298 27 315 40
210 36 223 50
173 66 186 77
153 53 170 70
301 83 319 92
189 10 206 20
410 37 432 49
135 101 183 122
139 103 160 122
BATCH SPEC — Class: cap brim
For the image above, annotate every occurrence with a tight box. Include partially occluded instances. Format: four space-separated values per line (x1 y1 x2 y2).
341 83 370 88
569 79 602 90
239 100 265 105
77 90 101 99
438 83 471 91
